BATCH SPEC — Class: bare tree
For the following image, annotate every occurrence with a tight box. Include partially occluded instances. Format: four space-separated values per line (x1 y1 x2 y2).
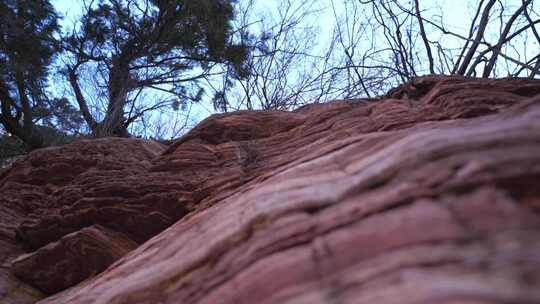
212 0 344 111
324 0 540 97
192 0 540 114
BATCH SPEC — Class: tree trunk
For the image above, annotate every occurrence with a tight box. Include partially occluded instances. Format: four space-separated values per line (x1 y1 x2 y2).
0 81 44 150
93 115 129 138
67 55 134 138
67 67 98 131
92 56 133 138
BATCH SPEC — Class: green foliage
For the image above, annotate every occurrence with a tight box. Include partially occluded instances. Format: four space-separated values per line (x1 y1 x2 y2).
0 0 59 81
0 133 25 160
35 124 77 146
1 0 251 144
64 0 249 136
38 98 85 133
66 0 248 80
0 0 83 149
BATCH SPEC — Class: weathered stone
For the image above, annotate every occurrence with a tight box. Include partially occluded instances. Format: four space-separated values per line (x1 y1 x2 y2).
11 225 137 294
0 138 168 303
0 75 539 303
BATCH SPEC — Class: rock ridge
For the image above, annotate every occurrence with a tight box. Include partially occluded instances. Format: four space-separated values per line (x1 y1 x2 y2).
0 75 539 303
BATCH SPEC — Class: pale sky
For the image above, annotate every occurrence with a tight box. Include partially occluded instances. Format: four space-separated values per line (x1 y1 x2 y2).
48 0 538 137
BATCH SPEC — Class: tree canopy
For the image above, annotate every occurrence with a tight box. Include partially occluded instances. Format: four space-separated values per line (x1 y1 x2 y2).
65 0 248 137
0 0 81 149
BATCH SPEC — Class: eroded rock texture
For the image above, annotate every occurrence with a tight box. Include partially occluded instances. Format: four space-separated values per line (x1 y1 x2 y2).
12 225 137 294
1 75 540 304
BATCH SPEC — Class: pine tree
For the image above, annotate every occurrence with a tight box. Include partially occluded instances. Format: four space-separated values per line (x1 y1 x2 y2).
65 0 249 137
0 0 73 150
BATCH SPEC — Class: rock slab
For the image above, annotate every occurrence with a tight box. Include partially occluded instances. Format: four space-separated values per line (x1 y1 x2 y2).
0 75 539 303
12 225 137 294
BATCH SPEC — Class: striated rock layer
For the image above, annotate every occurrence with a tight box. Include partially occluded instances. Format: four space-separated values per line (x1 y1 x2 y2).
1 75 540 303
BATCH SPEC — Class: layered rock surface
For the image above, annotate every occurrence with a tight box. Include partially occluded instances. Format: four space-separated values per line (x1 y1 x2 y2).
1 75 540 303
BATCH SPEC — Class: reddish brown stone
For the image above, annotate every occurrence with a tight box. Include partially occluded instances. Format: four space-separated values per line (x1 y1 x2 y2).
11 225 137 294
0 75 539 303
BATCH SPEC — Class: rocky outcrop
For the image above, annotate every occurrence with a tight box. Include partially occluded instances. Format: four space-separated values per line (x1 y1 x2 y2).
12 225 137 294
1 75 540 303
0 139 168 304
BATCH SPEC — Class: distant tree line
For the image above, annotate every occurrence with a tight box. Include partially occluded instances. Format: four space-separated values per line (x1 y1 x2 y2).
0 0 539 152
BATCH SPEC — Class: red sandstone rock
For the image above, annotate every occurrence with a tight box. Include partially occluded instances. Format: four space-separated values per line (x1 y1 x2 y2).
12 225 137 294
0 75 539 303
